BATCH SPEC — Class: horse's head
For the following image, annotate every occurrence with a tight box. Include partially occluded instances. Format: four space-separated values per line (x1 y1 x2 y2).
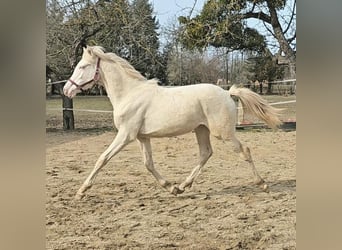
63 46 101 98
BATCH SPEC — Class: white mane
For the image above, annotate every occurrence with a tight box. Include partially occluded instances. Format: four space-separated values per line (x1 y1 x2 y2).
89 46 157 84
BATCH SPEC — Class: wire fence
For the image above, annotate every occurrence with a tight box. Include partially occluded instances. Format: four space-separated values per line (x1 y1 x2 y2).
46 78 296 130
46 99 295 132
217 79 296 95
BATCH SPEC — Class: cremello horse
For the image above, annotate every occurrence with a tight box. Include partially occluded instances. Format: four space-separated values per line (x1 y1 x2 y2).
64 46 281 200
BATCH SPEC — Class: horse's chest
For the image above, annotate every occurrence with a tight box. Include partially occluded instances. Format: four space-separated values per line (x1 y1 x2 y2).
113 103 146 129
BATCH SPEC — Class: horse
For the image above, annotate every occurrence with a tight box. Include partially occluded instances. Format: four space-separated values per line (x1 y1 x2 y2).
63 46 282 200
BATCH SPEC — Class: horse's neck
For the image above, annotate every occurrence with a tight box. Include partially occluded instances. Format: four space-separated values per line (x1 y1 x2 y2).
101 62 140 107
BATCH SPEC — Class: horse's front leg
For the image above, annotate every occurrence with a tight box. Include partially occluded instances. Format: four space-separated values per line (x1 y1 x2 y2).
75 129 134 200
137 137 181 195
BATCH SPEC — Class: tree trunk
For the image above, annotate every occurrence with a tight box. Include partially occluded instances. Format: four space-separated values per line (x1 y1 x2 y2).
259 82 263 95
288 62 296 80
225 50 229 87
266 0 296 79
267 83 273 94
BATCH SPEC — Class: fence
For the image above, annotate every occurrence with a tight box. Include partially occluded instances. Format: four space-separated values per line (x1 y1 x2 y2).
46 78 296 130
217 79 296 95
46 97 296 131
268 79 296 95
235 99 296 127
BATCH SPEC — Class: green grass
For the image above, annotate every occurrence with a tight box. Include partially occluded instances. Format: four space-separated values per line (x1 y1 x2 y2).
262 94 296 103
46 96 112 110
46 96 114 130
262 95 296 121
46 95 295 113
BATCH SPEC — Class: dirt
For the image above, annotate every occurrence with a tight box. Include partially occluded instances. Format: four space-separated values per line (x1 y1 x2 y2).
46 128 296 249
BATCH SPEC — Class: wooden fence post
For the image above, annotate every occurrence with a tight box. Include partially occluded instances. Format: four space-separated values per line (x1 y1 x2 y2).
62 95 75 130
56 82 75 130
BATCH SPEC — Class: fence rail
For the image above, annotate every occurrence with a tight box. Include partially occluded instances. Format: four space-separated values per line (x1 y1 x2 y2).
46 99 296 113
46 80 67 85
47 108 113 113
46 79 296 86
268 79 296 84
217 79 296 95
46 79 296 129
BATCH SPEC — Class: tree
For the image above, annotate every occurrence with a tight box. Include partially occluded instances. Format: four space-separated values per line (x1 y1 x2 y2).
179 0 296 78
178 0 267 52
160 18 224 86
92 0 131 55
47 0 102 78
47 0 163 81
129 0 161 79
246 48 285 93
158 43 172 85
47 0 101 130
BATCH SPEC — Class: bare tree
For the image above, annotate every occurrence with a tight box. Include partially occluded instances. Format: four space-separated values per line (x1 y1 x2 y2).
179 0 296 79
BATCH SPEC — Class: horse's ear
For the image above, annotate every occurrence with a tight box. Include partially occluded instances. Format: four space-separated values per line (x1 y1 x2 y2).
82 46 93 57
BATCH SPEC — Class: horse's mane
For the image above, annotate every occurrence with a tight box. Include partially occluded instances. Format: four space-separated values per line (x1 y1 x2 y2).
89 46 149 82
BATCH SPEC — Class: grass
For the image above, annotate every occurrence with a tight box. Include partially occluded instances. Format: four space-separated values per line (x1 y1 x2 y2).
262 95 296 121
46 96 114 130
46 95 112 111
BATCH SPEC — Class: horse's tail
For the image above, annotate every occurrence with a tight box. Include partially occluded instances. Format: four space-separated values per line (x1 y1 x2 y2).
228 85 282 129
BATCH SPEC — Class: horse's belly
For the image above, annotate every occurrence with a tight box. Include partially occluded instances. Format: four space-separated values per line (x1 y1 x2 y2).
139 109 205 137
140 125 196 138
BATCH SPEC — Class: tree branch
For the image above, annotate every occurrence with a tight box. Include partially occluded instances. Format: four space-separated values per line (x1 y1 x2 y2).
241 11 271 24
250 2 256 13
188 0 198 19
283 0 296 35
262 21 276 39
287 32 296 44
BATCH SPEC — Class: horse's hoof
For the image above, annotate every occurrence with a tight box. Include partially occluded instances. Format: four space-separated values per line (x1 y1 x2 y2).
255 179 264 185
259 183 270 193
75 192 85 200
261 183 269 193
170 185 184 196
179 181 193 191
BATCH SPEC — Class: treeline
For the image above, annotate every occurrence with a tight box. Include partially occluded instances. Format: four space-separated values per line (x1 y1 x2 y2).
47 0 296 95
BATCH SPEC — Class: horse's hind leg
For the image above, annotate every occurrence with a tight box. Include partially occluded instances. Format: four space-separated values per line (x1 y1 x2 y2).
137 137 178 194
230 134 269 192
75 129 133 199
178 125 213 193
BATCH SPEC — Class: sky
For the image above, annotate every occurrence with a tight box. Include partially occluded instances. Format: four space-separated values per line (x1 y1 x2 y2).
149 0 206 28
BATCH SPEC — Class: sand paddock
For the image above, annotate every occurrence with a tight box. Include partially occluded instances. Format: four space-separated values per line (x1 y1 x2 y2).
46 127 295 249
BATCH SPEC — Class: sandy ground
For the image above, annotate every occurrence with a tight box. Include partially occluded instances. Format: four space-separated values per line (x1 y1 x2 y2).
46 128 296 249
